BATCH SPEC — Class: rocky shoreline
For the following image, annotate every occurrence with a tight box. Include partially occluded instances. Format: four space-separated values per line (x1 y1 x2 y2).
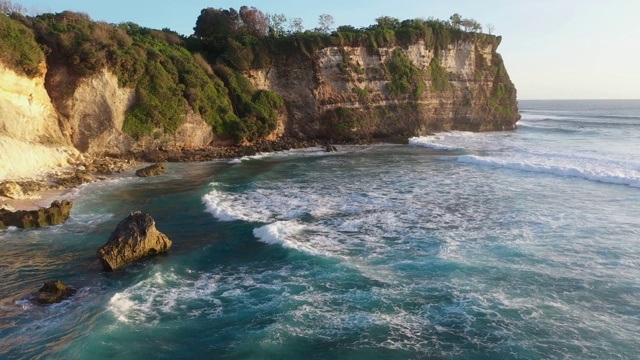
129 135 400 163
0 135 408 213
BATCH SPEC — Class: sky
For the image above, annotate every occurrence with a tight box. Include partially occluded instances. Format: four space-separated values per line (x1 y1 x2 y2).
12 0 640 100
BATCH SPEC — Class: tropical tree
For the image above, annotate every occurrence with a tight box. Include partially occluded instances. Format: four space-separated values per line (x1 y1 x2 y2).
461 18 481 32
268 13 287 37
239 6 269 37
317 13 334 34
374 16 400 30
193 8 239 38
449 13 462 29
289 17 304 33
0 0 25 15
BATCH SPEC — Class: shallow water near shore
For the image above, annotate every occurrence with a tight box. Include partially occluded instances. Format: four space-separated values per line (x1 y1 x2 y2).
1 100 640 359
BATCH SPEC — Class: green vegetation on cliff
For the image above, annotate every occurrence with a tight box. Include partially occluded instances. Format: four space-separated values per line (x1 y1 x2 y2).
0 14 44 76
24 13 242 140
386 49 425 98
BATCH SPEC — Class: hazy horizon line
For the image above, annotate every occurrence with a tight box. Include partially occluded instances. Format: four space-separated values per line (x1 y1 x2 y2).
518 98 640 101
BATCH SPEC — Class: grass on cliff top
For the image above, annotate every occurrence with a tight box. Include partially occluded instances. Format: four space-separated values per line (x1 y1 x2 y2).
193 15 501 71
0 14 45 77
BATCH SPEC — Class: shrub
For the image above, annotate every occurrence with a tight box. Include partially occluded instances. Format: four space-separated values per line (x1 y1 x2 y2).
0 14 45 76
428 57 451 91
385 49 424 98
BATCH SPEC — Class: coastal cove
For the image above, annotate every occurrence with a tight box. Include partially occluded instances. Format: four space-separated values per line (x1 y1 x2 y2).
1 100 639 359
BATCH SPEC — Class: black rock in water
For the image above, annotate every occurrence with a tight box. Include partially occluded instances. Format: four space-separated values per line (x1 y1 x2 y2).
135 163 166 177
36 280 76 304
325 144 338 152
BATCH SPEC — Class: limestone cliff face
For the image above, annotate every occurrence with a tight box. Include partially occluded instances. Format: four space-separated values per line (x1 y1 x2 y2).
248 38 519 140
0 64 77 179
0 61 215 180
46 66 215 155
47 67 136 154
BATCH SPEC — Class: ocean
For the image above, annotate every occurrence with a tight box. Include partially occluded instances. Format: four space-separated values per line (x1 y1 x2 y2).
1 99 639 359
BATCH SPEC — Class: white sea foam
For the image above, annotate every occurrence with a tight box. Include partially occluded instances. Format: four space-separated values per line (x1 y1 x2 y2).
109 293 138 323
202 189 244 222
202 183 335 223
108 270 222 325
409 131 511 153
228 147 347 165
253 221 339 258
457 155 640 187
253 221 304 245
408 136 461 151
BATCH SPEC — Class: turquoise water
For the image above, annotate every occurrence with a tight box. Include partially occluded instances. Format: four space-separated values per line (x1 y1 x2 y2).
1 100 640 359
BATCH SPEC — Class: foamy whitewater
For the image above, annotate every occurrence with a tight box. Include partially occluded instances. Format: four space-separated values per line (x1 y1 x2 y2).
1 100 640 359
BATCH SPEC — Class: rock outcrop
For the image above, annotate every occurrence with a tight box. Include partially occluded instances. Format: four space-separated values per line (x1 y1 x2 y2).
97 212 172 271
135 164 166 177
0 200 73 229
35 280 76 304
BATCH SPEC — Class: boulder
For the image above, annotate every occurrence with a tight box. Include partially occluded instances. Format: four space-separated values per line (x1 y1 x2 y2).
0 181 24 199
135 163 166 177
97 212 172 271
0 200 73 228
36 280 76 304
325 144 338 152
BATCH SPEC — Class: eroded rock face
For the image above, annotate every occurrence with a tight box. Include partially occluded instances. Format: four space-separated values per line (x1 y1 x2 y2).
0 64 77 180
135 163 166 177
248 39 519 140
36 280 76 304
97 212 172 271
0 181 29 199
0 200 73 229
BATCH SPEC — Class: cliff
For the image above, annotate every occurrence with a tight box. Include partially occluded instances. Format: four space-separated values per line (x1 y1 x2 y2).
0 63 78 179
247 38 518 141
0 11 519 181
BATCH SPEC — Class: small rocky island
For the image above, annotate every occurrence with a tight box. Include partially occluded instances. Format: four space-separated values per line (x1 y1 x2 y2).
97 212 172 271
35 280 77 304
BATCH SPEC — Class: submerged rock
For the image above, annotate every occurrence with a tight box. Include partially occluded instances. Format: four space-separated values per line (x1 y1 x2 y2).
0 200 73 229
97 212 172 271
135 163 166 177
36 280 77 304
325 144 338 152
